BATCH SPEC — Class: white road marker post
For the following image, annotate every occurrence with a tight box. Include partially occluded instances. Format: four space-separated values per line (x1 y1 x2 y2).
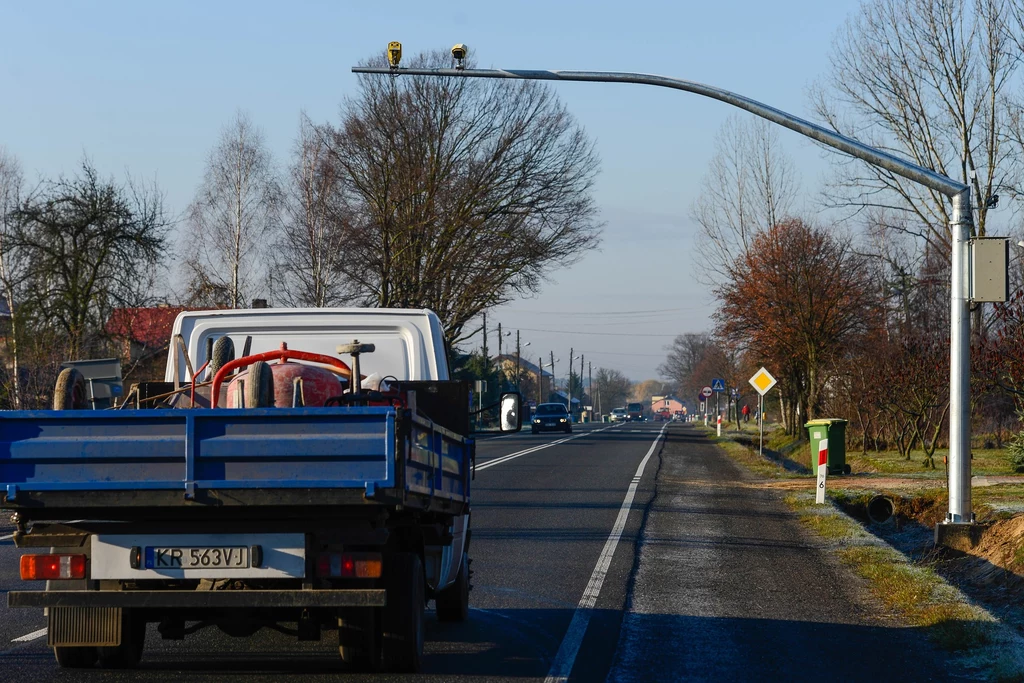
815 438 829 504
716 412 722 437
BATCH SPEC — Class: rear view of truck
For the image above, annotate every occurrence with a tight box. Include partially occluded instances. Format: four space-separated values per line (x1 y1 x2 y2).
0 308 521 672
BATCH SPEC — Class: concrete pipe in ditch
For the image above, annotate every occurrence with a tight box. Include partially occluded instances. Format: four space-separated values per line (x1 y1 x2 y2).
866 495 896 525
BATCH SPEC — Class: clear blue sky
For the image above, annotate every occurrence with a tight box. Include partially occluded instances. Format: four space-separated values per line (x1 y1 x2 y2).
0 0 864 381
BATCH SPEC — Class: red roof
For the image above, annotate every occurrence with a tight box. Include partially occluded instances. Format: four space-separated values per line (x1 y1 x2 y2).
107 307 187 348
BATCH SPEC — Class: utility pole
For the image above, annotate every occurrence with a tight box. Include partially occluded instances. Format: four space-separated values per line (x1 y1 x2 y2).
580 354 585 422
482 312 488 376
567 347 574 420
588 361 593 418
549 351 555 403
515 330 521 388
539 356 544 405
496 322 503 389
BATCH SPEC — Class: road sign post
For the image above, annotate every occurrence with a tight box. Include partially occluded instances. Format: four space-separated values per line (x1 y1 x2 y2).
748 367 778 459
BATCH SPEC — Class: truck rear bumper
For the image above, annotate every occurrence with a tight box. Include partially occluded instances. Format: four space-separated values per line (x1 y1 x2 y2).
8 589 385 609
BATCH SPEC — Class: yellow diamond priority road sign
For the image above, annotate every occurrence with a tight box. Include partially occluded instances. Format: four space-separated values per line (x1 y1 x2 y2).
748 367 777 396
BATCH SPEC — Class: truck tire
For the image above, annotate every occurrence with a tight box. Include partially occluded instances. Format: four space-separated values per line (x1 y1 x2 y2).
54 646 97 669
244 360 274 408
338 607 379 671
381 553 424 673
97 609 145 668
209 336 235 375
435 552 469 622
53 367 88 410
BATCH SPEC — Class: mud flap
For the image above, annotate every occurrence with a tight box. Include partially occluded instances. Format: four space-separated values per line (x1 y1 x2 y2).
49 606 122 647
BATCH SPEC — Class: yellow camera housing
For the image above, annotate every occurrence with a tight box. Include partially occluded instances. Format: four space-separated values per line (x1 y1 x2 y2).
387 41 402 68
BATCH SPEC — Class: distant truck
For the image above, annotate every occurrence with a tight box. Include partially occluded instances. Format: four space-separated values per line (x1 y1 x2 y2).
626 402 645 422
1 308 521 672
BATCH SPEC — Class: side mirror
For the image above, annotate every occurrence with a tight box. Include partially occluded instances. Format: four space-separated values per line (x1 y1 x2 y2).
499 392 522 432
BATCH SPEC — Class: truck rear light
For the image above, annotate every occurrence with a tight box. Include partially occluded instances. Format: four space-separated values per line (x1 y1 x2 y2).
316 552 382 578
20 554 86 580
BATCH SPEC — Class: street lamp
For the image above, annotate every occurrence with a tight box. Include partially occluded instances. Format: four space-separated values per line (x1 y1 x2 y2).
352 59 979 532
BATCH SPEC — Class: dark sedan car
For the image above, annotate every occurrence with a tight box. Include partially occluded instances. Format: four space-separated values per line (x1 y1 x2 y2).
531 403 572 434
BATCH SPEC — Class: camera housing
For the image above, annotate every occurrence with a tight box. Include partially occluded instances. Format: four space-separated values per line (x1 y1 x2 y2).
451 43 468 63
387 41 402 68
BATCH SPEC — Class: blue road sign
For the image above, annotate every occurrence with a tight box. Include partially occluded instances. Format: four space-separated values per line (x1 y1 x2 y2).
711 378 726 392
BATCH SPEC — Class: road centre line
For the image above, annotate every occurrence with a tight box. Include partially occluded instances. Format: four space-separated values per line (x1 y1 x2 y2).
543 423 667 683
475 426 615 472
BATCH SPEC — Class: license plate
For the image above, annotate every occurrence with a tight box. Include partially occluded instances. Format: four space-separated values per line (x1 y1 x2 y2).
145 546 250 570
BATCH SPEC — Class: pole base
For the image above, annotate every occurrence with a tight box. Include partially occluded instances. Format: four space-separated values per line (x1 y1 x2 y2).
934 521 985 552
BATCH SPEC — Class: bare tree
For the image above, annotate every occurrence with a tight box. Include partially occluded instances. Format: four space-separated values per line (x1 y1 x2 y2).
0 148 25 407
659 332 715 400
593 367 632 412
185 111 280 308
692 116 800 283
812 0 1020 255
12 160 169 360
272 114 353 307
323 50 602 342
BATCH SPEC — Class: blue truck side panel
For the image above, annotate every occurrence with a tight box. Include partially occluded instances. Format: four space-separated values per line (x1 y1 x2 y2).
0 407 406 498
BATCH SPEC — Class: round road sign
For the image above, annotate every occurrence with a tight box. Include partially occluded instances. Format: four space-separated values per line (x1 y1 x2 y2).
701 386 713 398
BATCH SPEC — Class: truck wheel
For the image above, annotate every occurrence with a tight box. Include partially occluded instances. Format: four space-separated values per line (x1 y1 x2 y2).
54 646 98 669
97 610 146 669
381 553 424 673
435 552 469 622
244 360 275 408
338 607 379 671
53 367 88 410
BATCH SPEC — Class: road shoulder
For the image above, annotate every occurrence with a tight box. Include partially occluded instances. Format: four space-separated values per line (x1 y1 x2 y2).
607 424 953 682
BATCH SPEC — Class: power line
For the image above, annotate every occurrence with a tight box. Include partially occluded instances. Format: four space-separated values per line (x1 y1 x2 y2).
516 327 680 337
500 307 698 317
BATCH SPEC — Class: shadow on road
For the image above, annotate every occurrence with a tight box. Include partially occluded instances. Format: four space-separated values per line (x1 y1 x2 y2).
0 609 963 681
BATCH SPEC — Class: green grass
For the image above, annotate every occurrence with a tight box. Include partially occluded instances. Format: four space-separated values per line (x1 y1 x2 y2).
848 447 1014 476
781 491 998 655
695 423 799 478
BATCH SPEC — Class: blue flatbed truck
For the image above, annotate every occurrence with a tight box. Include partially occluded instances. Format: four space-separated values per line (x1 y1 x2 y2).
0 308 521 672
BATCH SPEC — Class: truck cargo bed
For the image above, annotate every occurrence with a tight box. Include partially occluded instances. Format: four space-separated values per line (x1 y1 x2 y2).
0 406 471 519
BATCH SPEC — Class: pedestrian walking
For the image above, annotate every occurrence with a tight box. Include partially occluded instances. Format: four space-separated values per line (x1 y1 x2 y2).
741 404 750 423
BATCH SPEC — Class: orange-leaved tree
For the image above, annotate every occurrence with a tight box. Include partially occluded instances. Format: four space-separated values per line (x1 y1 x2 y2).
714 219 874 431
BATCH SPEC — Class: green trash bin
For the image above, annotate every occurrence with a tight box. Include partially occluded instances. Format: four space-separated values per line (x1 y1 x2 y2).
804 419 850 475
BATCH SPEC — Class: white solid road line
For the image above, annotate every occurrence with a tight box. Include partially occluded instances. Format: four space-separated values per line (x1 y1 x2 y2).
475 426 614 472
11 628 46 643
0 532 13 541
543 423 667 683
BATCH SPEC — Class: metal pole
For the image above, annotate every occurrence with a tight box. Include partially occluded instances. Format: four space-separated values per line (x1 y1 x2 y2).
588 361 593 418
354 64 974 526
948 189 974 523
539 356 545 406
515 330 521 388
580 354 585 422
759 394 764 458
567 347 573 420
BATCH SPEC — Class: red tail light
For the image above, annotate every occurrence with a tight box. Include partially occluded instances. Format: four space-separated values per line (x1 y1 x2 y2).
20 554 86 580
315 552 382 578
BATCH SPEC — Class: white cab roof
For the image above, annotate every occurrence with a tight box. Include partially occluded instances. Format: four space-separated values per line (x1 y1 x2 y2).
165 308 449 383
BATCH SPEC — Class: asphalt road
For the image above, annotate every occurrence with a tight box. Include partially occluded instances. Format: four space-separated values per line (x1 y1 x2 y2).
0 423 957 681
0 422 663 681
